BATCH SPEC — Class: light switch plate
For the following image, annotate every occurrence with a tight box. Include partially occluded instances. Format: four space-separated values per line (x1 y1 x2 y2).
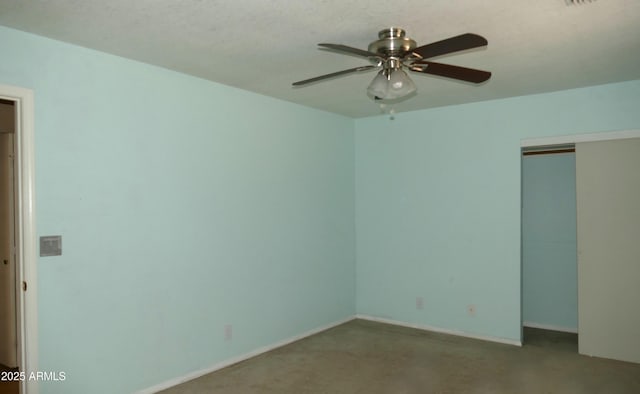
40 235 62 257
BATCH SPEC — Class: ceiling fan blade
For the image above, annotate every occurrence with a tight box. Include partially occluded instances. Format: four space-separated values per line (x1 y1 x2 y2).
412 33 488 60
292 65 378 86
410 61 491 83
318 43 381 59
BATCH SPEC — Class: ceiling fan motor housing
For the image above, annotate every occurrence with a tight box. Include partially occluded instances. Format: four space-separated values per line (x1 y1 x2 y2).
368 28 417 58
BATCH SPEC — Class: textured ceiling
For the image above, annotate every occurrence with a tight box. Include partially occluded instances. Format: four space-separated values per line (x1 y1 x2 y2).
0 0 639 118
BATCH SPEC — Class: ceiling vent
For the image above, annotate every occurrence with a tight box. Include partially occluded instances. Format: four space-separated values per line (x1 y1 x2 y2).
566 0 597 5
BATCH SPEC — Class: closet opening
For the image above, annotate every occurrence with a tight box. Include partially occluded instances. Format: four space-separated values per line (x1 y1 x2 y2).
521 144 578 352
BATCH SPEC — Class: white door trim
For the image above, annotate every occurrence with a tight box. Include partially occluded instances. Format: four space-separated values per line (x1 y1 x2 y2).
521 129 640 147
1 84 38 394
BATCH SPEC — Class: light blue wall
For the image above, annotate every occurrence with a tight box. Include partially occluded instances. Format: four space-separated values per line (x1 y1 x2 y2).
0 26 355 393
355 79 640 342
522 152 577 331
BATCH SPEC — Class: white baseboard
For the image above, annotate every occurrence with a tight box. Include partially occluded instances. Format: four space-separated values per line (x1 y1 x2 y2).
136 316 356 394
523 321 578 334
138 314 525 393
356 314 522 347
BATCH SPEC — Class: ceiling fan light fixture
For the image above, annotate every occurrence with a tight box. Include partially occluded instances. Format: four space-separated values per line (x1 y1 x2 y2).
367 70 390 99
386 69 416 99
367 68 417 101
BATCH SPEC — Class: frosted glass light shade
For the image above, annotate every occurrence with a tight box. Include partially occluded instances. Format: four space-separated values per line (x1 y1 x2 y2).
386 69 416 99
367 71 389 99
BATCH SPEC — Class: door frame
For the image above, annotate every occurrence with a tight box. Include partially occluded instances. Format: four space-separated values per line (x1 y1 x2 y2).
519 129 640 344
0 84 38 394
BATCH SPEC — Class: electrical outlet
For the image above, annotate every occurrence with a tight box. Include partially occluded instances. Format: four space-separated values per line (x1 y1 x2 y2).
416 297 424 310
224 324 233 341
467 304 476 317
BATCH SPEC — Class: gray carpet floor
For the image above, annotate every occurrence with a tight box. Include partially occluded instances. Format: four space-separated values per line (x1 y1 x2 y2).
159 319 640 393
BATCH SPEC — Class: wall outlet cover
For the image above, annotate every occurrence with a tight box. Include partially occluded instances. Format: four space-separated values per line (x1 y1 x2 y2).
224 324 233 341
467 304 476 317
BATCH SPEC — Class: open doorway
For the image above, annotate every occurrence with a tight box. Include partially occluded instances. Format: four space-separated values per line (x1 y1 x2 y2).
1 98 19 394
0 85 37 394
521 144 578 352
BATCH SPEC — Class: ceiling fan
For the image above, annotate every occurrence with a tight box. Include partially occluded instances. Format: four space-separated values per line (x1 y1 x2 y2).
292 28 491 102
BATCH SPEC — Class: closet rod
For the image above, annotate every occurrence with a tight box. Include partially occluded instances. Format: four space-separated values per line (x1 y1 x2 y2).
522 148 575 156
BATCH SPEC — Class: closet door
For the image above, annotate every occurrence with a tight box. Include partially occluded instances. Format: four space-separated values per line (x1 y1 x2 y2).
576 137 640 363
